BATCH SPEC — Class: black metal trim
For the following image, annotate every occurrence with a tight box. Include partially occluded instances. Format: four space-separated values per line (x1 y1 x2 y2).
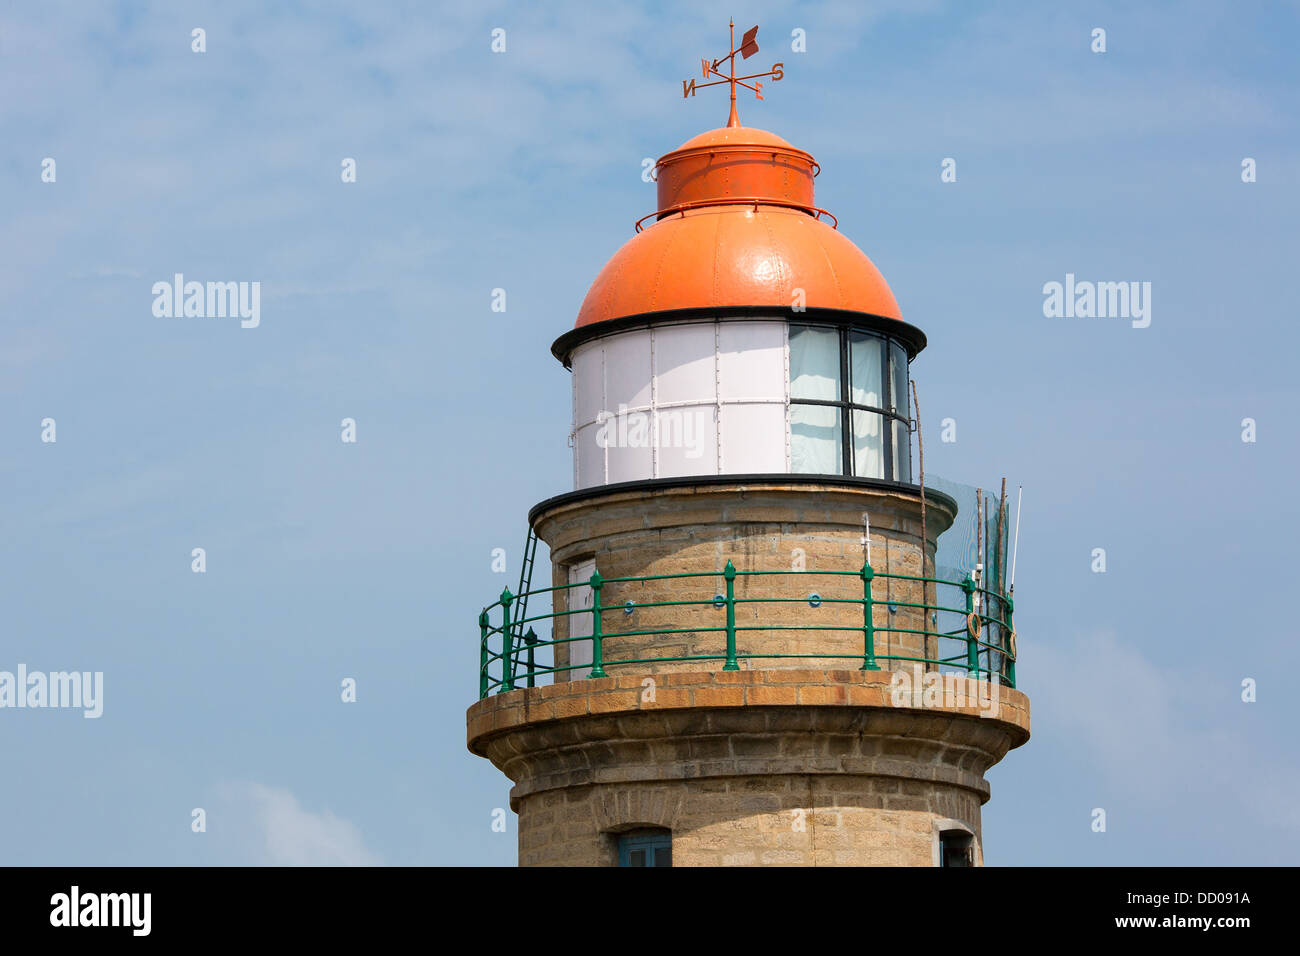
551 306 927 367
789 397 909 420
527 473 958 527
838 324 852 476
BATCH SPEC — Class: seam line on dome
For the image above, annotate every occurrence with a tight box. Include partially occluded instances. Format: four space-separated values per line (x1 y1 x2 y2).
649 218 681 312
807 216 846 308
711 210 722 306
757 210 787 300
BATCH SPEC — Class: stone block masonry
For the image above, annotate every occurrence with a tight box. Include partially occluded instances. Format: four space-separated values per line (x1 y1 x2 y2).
467 668 1029 867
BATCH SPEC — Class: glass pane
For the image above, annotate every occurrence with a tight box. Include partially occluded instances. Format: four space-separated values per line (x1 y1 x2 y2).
889 342 909 415
849 332 883 409
789 326 840 401
851 410 884 479
654 846 672 867
892 419 912 483
791 404 842 474
628 849 646 867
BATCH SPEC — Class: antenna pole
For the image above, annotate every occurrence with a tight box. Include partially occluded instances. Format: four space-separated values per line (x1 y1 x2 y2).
727 19 739 126
1009 485 1022 594
911 380 929 670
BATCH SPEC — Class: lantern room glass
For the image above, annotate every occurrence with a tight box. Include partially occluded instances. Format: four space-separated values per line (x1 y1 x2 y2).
789 323 911 482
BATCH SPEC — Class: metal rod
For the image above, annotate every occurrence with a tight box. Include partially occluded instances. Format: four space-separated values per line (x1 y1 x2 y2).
723 561 739 670
860 562 878 670
588 572 606 678
500 589 515 692
911 380 929 671
962 575 978 677
479 611 490 698
1009 485 1023 594
998 477 1007 594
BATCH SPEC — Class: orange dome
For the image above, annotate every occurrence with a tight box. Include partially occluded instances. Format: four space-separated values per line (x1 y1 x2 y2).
575 125 902 328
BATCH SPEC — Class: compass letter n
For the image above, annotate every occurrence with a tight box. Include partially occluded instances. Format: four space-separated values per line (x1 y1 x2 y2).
683 78 697 98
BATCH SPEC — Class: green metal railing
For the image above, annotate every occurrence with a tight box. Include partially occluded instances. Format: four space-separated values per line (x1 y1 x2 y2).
477 563 1016 700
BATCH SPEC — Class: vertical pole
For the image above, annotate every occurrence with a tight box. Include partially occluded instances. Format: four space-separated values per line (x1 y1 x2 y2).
1005 598 1016 689
962 575 978 678
723 560 739 670
524 627 538 689
479 610 490 699
860 562 878 670
727 19 739 127
998 478 1008 593
911 381 930 670
1010 486 1023 594
588 571 606 678
982 495 990 679
500 588 515 692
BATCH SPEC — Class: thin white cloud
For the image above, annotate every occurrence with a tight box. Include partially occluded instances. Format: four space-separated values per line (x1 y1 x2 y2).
1026 630 1300 835
220 782 382 866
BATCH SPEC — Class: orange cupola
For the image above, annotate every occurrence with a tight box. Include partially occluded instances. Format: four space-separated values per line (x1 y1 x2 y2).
573 124 904 329
552 20 928 491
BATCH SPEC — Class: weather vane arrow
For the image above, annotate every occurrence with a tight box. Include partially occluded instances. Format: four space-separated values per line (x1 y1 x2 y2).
681 19 785 127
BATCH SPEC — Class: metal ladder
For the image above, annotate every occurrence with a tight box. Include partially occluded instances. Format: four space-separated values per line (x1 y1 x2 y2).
507 528 539 685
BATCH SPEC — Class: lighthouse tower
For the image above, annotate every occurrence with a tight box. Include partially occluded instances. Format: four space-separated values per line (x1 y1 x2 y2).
468 25 1029 867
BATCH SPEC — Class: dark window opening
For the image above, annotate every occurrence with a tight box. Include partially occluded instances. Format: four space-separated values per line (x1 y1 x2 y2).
617 828 672 867
939 829 974 867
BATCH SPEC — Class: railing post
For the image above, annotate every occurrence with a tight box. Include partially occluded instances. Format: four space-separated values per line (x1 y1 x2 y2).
723 560 739 670
524 627 538 688
962 575 978 678
859 562 879 670
479 610 490 699
499 588 516 692
588 571 606 678
1005 596 1016 689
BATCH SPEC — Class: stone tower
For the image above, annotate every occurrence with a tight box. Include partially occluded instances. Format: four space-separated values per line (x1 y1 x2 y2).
468 33 1029 867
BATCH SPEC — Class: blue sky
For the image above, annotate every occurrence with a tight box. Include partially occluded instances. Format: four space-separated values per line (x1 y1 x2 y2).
1 0 1297 865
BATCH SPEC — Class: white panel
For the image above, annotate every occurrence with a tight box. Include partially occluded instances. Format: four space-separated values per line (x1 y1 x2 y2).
718 322 785 400
654 324 717 406
720 404 786 473
574 422 605 489
572 343 605 428
567 561 595 680
604 330 652 411
657 404 717 478
605 406 654 483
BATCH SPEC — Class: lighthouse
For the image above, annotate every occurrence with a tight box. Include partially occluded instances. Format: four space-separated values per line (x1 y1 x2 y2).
468 24 1029 867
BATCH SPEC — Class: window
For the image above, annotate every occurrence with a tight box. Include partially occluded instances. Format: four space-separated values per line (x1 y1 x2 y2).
617 829 672 867
939 829 973 867
789 325 912 481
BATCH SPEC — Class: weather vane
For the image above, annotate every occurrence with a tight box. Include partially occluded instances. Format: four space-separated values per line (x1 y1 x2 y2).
682 19 785 127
